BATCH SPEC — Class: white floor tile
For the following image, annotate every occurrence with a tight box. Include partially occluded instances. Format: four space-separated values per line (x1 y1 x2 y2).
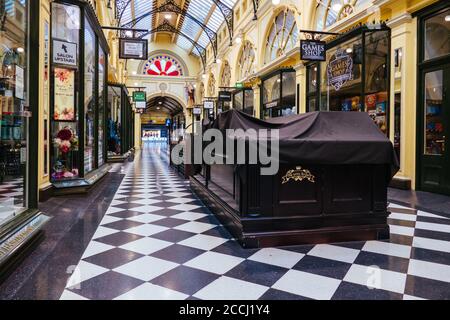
166 197 197 204
388 212 417 222
362 241 411 259
417 210 449 220
92 226 119 239
408 259 450 283
169 204 201 211
389 224 415 237
105 207 126 214
273 270 341 300
307 244 360 264
131 205 165 213
129 198 163 205
194 276 268 300
127 213 165 224
119 237 172 255
100 215 123 225
343 264 407 294
125 224 168 236
81 241 115 259
178 234 228 251
248 248 304 269
171 212 208 221
113 256 179 281
403 294 426 300
174 221 216 233
412 236 450 253
66 261 109 288
114 283 188 300
60 290 89 300
184 251 245 274
415 221 450 234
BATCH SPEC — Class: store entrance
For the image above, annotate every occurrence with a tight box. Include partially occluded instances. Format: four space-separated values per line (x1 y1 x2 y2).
418 65 450 194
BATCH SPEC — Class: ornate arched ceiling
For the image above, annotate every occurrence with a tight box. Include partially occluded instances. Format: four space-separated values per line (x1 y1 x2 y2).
115 0 260 59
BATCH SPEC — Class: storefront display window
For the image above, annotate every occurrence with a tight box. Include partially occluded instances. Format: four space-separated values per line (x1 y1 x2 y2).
84 20 96 173
50 0 108 185
262 70 296 119
307 27 390 134
0 0 28 226
98 48 106 166
424 8 450 61
107 86 122 156
51 2 80 181
233 89 254 116
424 70 444 155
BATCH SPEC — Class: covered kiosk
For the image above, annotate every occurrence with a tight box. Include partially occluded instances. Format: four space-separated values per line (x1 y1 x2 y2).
190 110 399 248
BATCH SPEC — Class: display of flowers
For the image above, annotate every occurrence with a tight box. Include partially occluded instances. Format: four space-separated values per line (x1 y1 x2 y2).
53 127 78 154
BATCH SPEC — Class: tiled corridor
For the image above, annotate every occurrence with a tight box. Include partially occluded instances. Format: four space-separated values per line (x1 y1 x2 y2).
45 142 450 300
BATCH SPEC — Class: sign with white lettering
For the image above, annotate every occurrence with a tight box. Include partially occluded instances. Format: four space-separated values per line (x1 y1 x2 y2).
135 101 146 109
204 101 214 109
218 91 232 102
327 49 354 91
119 38 148 60
300 40 326 61
53 40 77 67
193 107 202 115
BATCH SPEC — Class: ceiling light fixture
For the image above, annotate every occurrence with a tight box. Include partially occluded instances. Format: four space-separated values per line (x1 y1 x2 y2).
134 82 138 86
16 47 24 53
445 15 450 22
165 14 172 20
235 37 242 45
125 30 133 37
346 47 353 53
216 58 222 64
272 0 280 5
132 71 137 75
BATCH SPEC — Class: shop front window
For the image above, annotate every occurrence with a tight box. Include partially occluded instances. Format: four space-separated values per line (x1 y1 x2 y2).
107 86 122 156
244 90 254 115
237 41 256 81
84 20 96 173
98 48 105 166
51 3 80 181
262 71 296 119
424 70 444 155
309 28 390 135
234 91 243 110
0 0 28 224
424 9 450 61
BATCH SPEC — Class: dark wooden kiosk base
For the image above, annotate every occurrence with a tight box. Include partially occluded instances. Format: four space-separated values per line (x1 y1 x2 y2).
189 110 398 248
191 164 390 248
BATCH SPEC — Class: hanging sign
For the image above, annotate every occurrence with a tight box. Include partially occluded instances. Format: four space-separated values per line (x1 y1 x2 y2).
235 82 244 89
218 91 232 102
204 101 214 109
327 49 353 91
135 101 146 109
54 68 76 121
119 38 148 60
53 40 77 67
133 91 146 102
15 65 24 100
193 107 202 115
300 40 326 61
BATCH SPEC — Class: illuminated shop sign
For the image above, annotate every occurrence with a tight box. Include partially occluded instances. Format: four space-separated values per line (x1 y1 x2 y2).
327 49 354 91
300 40 326 61
204 101 214 109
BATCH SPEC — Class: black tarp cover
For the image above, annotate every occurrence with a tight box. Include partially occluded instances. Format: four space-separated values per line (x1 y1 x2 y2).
203 110 399 177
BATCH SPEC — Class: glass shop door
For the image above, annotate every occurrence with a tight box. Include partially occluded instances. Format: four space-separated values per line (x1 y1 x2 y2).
419 65 450 194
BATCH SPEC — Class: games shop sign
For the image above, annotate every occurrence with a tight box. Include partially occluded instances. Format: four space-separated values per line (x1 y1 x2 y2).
300 40 326 61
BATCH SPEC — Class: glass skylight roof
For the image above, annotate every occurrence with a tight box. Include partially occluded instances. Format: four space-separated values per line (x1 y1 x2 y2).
118 0 239 56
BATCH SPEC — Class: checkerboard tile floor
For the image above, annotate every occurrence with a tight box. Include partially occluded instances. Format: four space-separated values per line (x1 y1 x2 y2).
60 144 450 300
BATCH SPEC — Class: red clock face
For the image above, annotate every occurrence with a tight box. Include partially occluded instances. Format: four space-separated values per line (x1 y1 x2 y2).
144 55 183 76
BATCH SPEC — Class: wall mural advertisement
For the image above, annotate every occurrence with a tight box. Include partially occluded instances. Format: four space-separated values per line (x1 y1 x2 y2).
54 67 75 121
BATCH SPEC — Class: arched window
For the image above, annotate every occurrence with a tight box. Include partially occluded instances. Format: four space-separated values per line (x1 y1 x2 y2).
237 41 256 81
264 9 299 64
207 73 216 97
143 54 184 76
315 0 370 31
220 61 231 87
